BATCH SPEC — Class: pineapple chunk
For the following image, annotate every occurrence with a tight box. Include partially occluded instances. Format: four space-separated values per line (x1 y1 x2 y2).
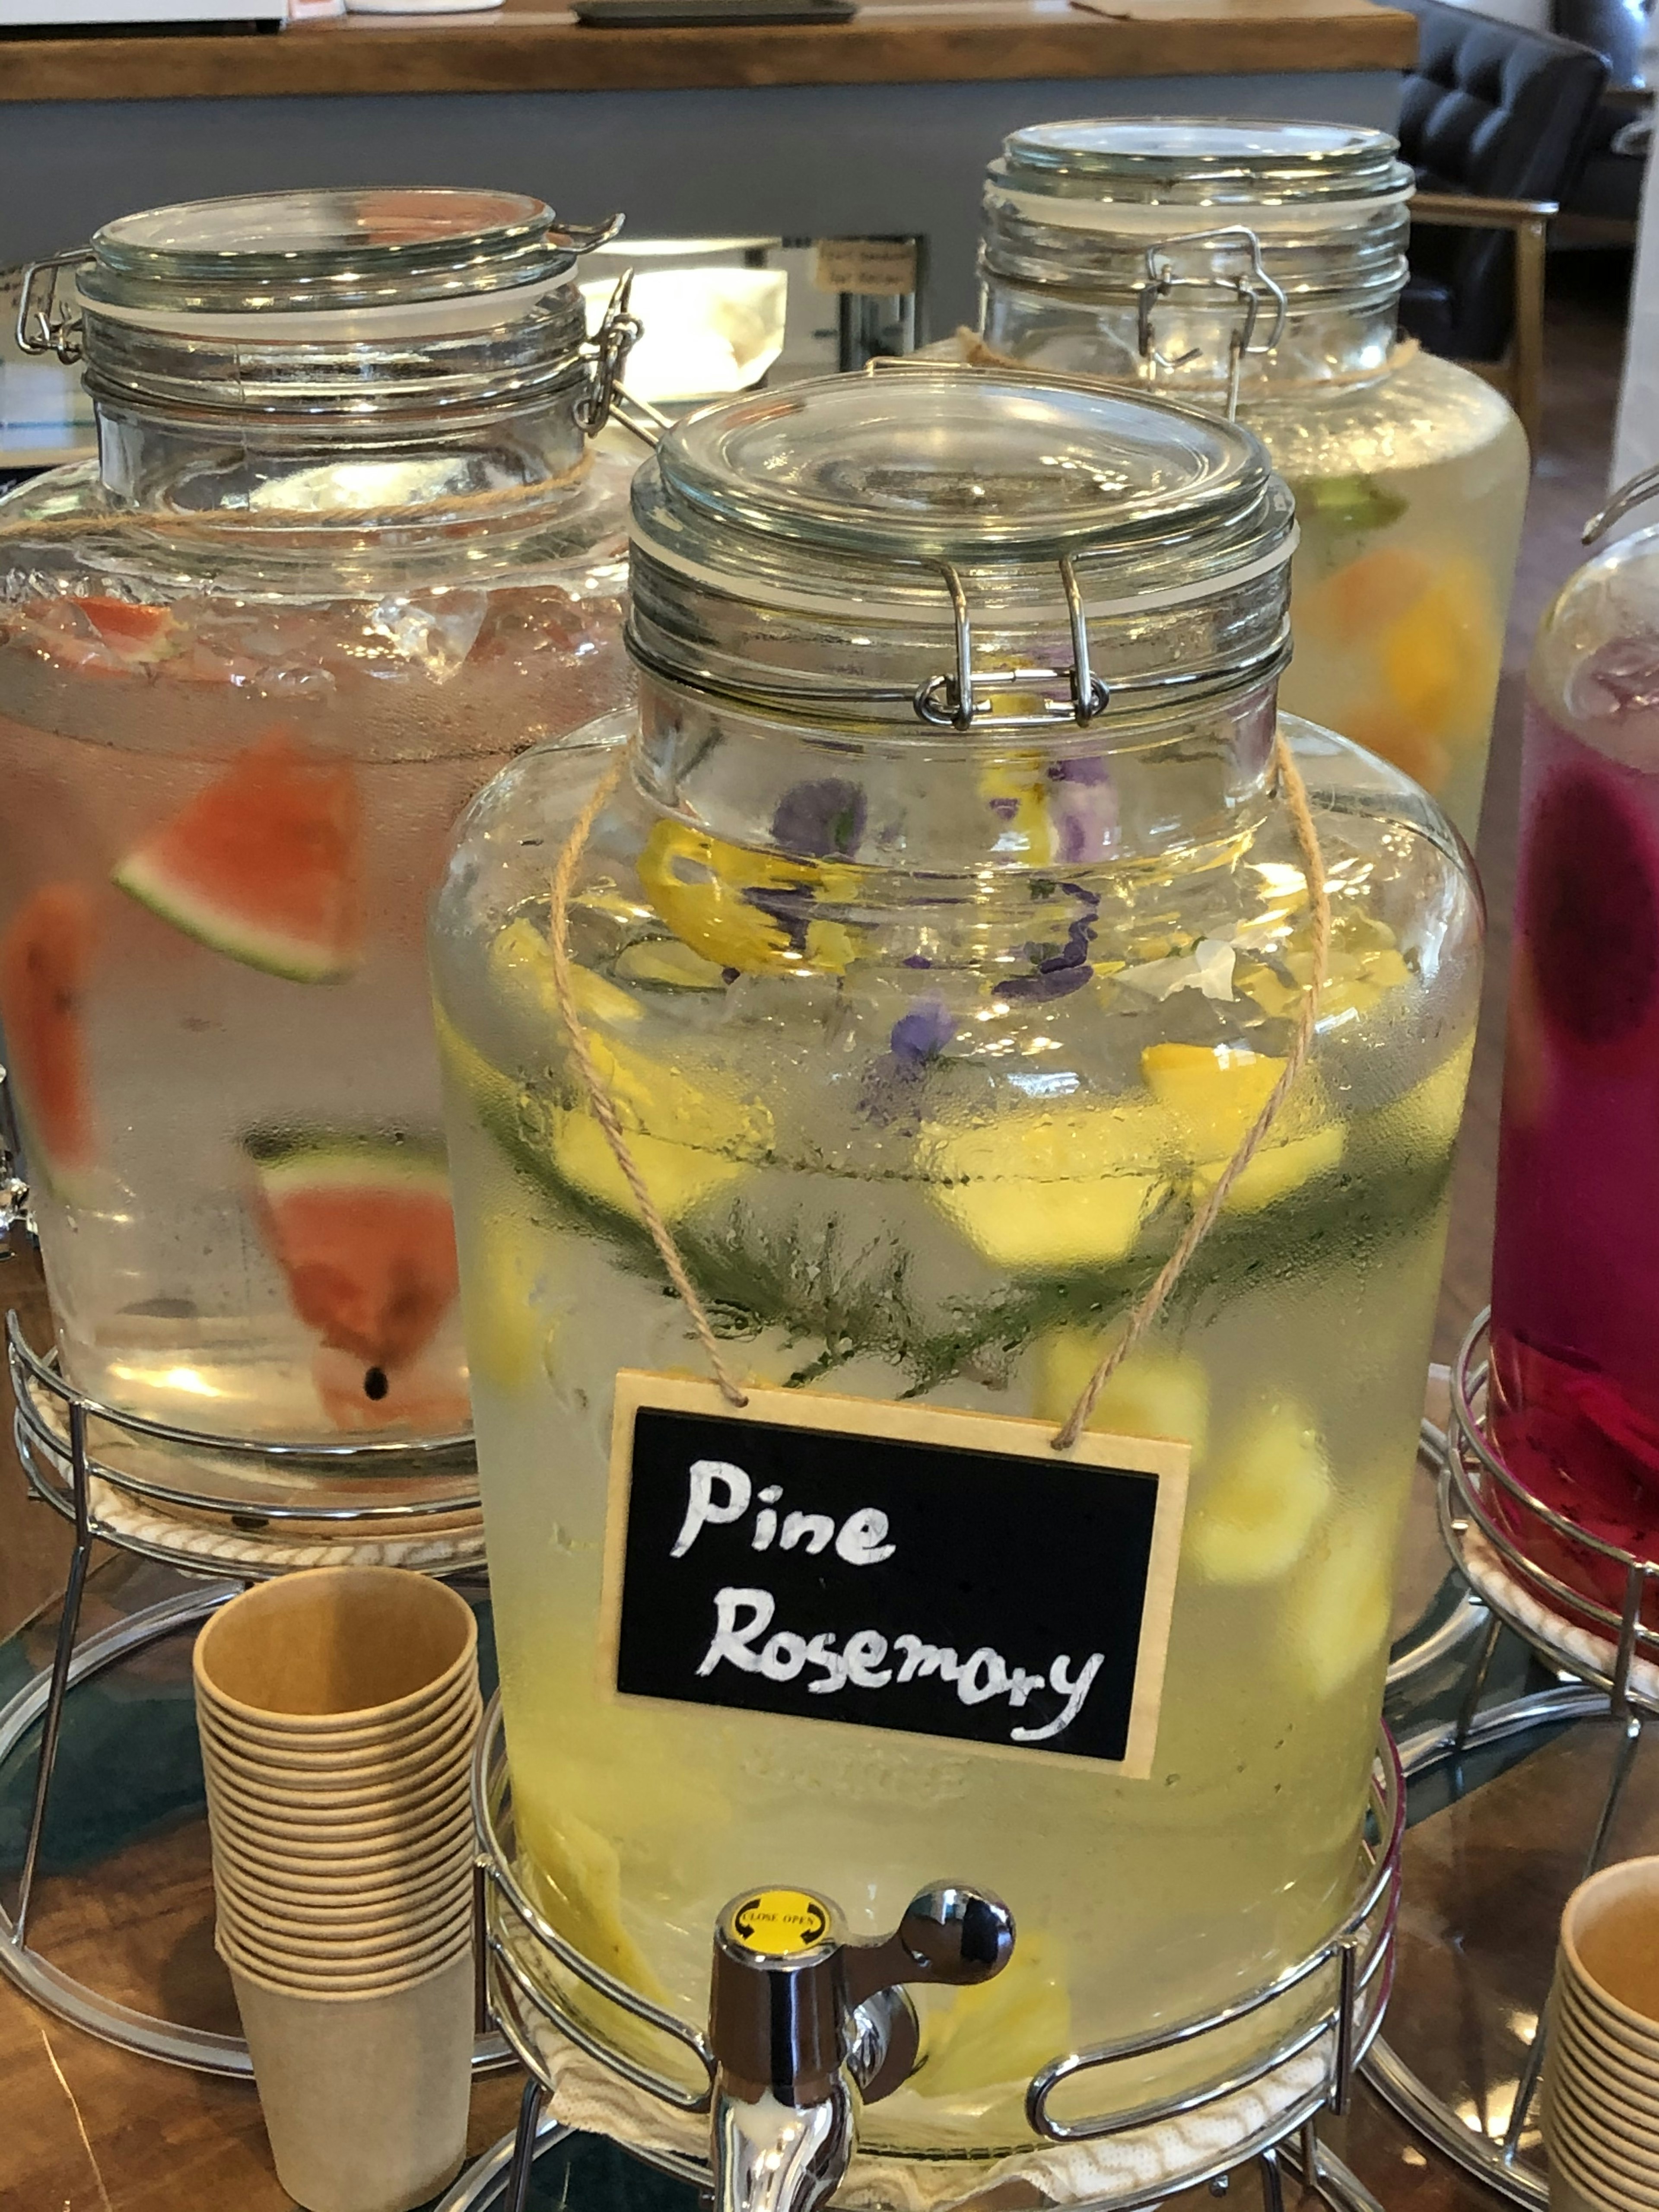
926 1100 1167 1271
1185 1401 1332 1583
1141 1041 1342 1214
1035 1329 1209 1462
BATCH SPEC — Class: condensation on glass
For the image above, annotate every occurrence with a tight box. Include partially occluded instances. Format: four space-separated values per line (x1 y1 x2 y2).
432 365 1482 2157
978 118 1530 842
0 188 639 1446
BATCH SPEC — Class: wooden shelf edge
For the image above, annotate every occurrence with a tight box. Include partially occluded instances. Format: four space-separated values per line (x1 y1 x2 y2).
0 3 1417 102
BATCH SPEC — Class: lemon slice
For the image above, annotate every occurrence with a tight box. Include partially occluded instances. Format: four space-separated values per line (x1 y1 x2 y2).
1035 1329 1209 1462
639 820 861 977
1185 1400 1332 1583
926 1099 1167 1271
1141 1041 1342 1214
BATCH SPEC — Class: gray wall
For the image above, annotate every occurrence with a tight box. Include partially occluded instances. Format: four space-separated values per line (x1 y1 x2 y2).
2 70 1401 330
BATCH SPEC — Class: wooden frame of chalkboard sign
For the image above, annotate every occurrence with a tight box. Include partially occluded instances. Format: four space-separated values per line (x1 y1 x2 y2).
600 1370 1189 1779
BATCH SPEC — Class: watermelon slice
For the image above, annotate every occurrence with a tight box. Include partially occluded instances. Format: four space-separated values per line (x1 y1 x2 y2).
114 730 362 983
313 1345 472 1433
74 597 178 664
0 884 97 1177
248 1132 461 1390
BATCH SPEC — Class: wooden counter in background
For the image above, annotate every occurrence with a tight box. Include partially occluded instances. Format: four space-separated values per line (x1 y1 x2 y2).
0 0 1414 102
0 0 1413 331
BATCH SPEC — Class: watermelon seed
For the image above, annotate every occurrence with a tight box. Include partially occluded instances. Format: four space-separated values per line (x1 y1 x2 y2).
363 1366 389 1401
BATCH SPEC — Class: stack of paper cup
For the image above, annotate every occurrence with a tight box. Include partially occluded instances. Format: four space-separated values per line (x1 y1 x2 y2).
1543 1856 1659 2212
193 1567 481 2212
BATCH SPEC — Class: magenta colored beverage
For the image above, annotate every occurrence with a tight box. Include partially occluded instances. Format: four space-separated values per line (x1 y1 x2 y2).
1492 600 1659 1597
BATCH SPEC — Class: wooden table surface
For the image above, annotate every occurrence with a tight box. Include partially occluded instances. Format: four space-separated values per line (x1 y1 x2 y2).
0 0 1416 104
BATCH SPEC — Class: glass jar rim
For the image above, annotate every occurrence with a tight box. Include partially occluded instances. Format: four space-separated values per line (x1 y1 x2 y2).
995 117 1413 208
81 188 589 319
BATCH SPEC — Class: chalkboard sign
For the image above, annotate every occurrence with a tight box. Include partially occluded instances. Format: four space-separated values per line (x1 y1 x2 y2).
601 1372 1188 1777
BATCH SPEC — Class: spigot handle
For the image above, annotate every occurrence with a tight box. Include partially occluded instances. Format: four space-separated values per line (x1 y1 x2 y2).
842 1884 1015 2010
710 1881 1013 2108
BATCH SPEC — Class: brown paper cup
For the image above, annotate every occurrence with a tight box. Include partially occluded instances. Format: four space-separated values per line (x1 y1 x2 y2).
212 1829 476 1902
229 1945 472 2212
200 1750 469 1825
197 1690 480 1773
1550 2166 1625 2212
215 1909 472 1983
218 1917 472 1994
213 1855 474 1939
1548 2031 1659 2140
195 1568 476 1733
198 1707 480 1803
1562 1860 1659 2036
204 1796 475 1873
214 1858 473 1946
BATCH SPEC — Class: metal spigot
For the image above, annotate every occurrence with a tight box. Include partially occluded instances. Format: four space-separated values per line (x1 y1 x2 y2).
708 1883 1014 2212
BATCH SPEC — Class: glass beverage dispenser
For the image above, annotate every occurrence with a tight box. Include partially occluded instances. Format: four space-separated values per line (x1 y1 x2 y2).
976 120 1529 843
437 367 1481 2190
1490 470 1659 1606
0 188 637 1456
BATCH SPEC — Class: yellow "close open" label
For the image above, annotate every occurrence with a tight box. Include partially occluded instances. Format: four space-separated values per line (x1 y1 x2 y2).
730 1890 830 1956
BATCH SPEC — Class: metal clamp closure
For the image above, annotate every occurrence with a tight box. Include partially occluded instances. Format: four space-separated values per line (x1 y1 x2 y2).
577 271 644 438
15 252 92 365
914 556 1110 732
1584 460 1659 546
1137 226 1288 422
553 211 626 257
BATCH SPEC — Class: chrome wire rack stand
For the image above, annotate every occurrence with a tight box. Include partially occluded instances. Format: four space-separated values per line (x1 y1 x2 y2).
1362 1306 1659 2210
0 1310 505 2077
465 1696 1404 2212
1384 1409 1491 1697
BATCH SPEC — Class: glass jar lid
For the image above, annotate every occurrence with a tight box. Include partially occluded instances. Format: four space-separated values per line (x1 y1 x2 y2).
992 118 1412 215
656 362 1262 559
628 365 1295 732
79 188 596 324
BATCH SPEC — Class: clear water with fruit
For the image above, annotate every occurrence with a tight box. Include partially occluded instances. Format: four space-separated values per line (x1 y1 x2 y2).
0 188 634 1446
976 118 1529 843
1491 519 1659 1603
438 371 1480 2152
1257 359 1526 842
0 525 626 1440
436 725 1478 2147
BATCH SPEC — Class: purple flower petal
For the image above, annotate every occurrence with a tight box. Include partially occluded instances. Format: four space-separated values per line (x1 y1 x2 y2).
772 779 867 859
1001 965 1093 1002
890 999 956 1068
